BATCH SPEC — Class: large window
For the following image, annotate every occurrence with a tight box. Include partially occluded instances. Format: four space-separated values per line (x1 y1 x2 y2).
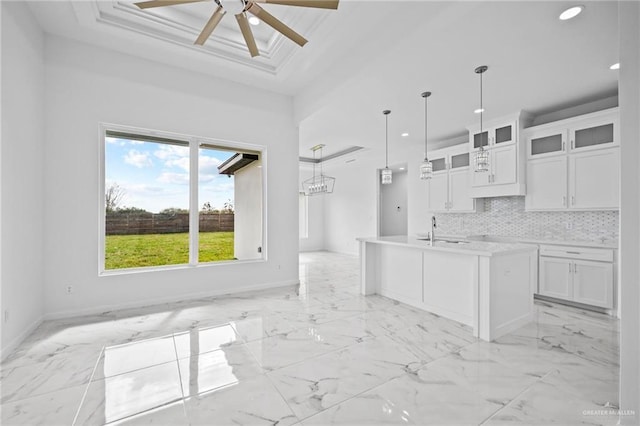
101 127 264 273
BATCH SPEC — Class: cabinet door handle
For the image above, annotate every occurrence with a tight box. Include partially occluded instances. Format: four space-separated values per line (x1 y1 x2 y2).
571 139 574 149
569 263 572 273
574 264 578 273
571 195 575 205
566 251 581 255
562 141 565 151
562 196 566 207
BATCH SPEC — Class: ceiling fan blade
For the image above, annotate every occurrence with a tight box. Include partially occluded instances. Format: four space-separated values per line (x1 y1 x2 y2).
254 0 338 10
236 13 260 57
247 2 308 46
195 6 226 46
135 0 205 9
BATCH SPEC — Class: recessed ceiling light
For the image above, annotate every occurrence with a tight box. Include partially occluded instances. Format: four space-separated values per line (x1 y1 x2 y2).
474 108 485 114
559 5 584 20
610 62 620 70
401 133 409 137
399 167 406 171
248 16 260 26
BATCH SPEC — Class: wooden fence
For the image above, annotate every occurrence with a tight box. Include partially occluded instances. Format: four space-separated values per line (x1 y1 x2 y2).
106 212 234 235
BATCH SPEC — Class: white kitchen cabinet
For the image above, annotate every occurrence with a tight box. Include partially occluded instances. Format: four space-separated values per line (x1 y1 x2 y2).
569 148 619 210
539 257 572 299
471 144 517 188
525 156 567 210
467 112 532 198
570 112 618 152
449 168 475 212
573 260 614 308
427 146 480 213
538 245 614 309
428 172 449 212
470 121 517 149
525 108 619 211
526 146 619 211
527 127 567 159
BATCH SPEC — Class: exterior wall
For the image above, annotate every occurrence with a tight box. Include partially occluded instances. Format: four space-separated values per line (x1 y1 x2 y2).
233 160 263 260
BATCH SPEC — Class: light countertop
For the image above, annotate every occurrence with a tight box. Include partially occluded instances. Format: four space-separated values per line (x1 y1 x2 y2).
357 235 538 257
462 235 618 249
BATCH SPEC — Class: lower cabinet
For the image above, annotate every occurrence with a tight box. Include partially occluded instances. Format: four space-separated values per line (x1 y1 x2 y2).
538 245 614 309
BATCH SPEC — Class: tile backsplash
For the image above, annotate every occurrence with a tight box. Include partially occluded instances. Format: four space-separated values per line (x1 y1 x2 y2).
436 197 618 244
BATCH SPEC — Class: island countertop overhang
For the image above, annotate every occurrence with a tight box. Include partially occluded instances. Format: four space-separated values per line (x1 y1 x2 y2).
357 235 538 257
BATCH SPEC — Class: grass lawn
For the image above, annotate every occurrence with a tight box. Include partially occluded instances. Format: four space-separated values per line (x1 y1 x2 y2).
105 232 234 270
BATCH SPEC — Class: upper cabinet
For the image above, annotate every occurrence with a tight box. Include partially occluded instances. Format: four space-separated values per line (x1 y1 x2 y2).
525 108 619 211
426 145 481 213
526 108 619 159
467 112 533 198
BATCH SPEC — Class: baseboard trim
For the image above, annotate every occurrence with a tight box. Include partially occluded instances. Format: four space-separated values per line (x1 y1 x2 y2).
43 279 300 321
1 315 44 361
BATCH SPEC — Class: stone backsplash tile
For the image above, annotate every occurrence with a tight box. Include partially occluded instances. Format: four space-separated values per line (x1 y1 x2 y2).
435 197 618 244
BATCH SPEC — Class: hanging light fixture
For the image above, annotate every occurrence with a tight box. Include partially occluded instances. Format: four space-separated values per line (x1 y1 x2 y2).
474 65 490 172
301 144 335 196
419 91 433 180
381 110 392 185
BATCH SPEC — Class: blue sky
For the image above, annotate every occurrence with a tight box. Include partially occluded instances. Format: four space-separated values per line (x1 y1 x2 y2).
106 137 235 213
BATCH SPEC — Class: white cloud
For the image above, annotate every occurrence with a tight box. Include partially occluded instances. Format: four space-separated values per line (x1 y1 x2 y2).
157 172 189 185
199 155 223 175
124 149 153 168
166 156 190 172
154 144 189 161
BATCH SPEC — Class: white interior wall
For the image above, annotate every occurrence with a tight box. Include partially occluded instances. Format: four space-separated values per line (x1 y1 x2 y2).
0 1 46 359
619 1 640 421
234 160 263 260
42 35 299 318
299 166 325 252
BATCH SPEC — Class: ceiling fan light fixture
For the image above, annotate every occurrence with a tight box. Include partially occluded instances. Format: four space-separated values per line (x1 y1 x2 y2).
559 5 584 20
610 62 620 70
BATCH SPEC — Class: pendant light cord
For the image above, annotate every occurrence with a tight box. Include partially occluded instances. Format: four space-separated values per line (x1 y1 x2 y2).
385 113 389 168
424 95 428 160
480 70 483 139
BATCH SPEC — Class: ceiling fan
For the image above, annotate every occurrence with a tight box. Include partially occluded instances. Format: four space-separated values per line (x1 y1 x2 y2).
134 0 339 57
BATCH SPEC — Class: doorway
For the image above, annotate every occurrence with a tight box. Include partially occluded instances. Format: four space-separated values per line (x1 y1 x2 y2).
378 165 408 237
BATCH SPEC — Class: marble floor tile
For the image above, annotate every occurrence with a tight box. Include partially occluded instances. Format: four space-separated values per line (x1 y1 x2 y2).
173 323 241 359
303 367 504 425
1 251 621 426
268 335 425 419
107 401 189 425
484 376 619 426
183 374 298 425
93 336 177 380
74 362 183 425
243 325 356 371
178 345 263 397
1 352 97 404
0 384 86 426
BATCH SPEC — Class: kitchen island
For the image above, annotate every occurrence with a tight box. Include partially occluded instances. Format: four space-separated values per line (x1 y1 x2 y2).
357 235 538 341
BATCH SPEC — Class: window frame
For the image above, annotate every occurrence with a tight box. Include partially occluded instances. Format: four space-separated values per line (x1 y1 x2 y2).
98 123 267 276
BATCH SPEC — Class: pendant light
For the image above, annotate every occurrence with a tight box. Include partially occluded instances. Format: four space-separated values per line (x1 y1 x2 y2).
302 144 335 196
474 65 490 173
381 109 392 185
419 91 432 180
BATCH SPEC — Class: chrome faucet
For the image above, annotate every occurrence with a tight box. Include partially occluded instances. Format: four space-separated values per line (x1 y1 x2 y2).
430 215 436 246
